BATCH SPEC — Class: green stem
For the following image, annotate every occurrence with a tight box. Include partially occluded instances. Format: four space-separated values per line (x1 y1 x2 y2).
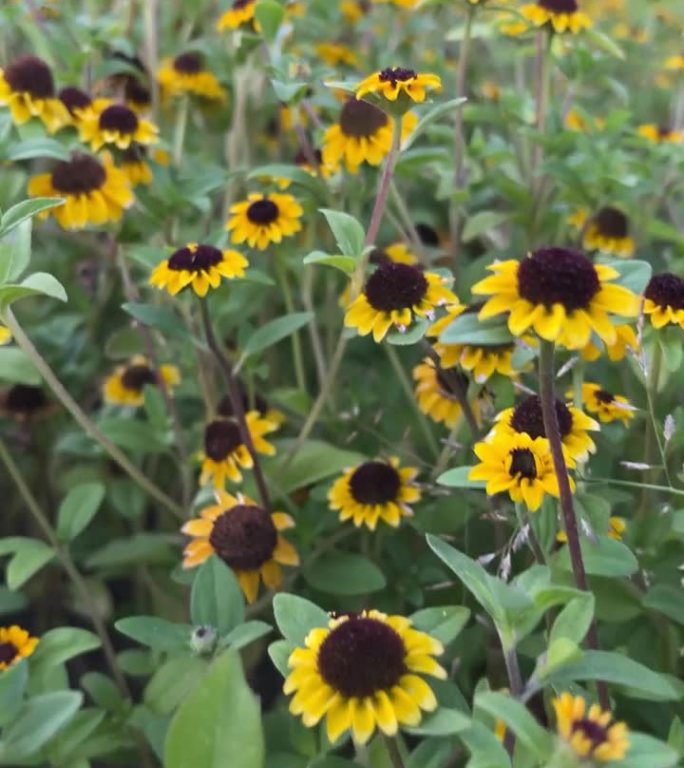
142 0 159 118
3 308 183 520
587 477 684 497
431 419 463 481
172 96 190 168
645 341 672 486
514 502 546 565
572 358 585 411
389 181 425 263
275 253 307 395
381 735 406 768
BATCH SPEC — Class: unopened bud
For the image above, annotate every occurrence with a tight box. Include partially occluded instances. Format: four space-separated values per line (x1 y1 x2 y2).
190 625 218 655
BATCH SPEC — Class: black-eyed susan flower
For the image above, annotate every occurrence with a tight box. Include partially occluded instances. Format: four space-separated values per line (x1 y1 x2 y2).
345 262 455 342
520 0 591 34
638 124 683 144
643 272 684 329
490 394 598 462
182 490 298 603
124 76 152 114
608 516 626 540
340 243 419 306
578 383 635 425
581 323 638 362
217 0 256 30
413 358 474 429
103 355 179 407
120 145 153 187
0 324 10 346
58 85 95 126
356 67 441 104
0 55 69 133
0 625 39 671
149 243 248 297
27 152 134 230
316 43 359 68
199 413 278 488
665 54 684 71
0 385 50 421
78 101 158 151
473 247 640 350
157 52 226 101
284 610 445 744
569 207 635 258
226 193 303 250
469 432 572 511
328 458 420 530
553 693 629 762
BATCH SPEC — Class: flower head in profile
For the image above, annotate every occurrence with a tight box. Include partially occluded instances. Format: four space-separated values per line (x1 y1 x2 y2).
520 0 591 34
199 413 278 489
226 193 303 250
472 246 639 350
217 0 257 30
149 243 248 297
643 272 684 329
27 151 134 230
182 490 298 603
469 432 573 511
103 355 179 407
328 457 420 530
577 383 635 425
284 610 445 744
78 101 158 151
0 625 39 671
0 55 69 132
124 76 152 114
345 262 455 342
413 358 475 428
638 124 683 144
157 52 226 101
356 67 441 103
553 692 629 762
58 85 96 126
569 207 635 258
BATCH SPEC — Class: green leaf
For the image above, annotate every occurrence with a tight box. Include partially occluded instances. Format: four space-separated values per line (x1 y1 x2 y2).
553 536 638 577
115 616 192 652
410 606 471 645
585 27 625 59
643 584 684 626
302 251 357 274
439 312 514 346
458 720 511 768
0 347 41 385
248 164 325 194
268 639 292 677
269 439 364 493
0 272 68 309
598 258 652 296
223 620 272 650
255 0 284 42
386 317 429 346
30 627 100 668
437 466 485 489
303 551 386 595
5 538 55 590
549 593 594 648
121 302 192 340
319 209 365 257
144 657 207 716
0 217 32 283
5 139 71 162
273 593 329 645
190 557 245 635
86 533 175 569
165 650 264 768
0 660 28 727
614 733 679 768
462 212 509 243
404 707 470 736
0 198 63 237
475 692 553 760
402 97 467 151
56 483 106 541
97 417 168 454
238 312 314 366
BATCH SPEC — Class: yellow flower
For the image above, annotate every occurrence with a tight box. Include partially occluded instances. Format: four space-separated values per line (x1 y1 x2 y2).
0 324 11 346
520 0 591 34
581 323 638 362
27 151 134 230
564 109 605 133
608 516 626 540
0 625 39 671
643 273 684 329
328 457 421 530
181 490 298 603
346 262 455 342
569 207 635 258
124 76 153 114
57 85 96 127
356 68 441 103
490 394 598 463
199 412 279 488
0 55 69 133
316 43 359 68
553 692 629 762
576 383 635 425
78 100 158 151
665 54 684 71
217 0 256 30
149 243 248 297
472 247 640 350
157 53 226 101
120 146 153 186
284 610 446 745
469 432 573 512
226 193 303 250
413 357 475 429
638 124 683 144
371 0 420 8
103 355 179 407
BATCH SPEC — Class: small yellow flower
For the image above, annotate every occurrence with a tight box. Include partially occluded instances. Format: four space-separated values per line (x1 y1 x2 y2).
0 55 69 133
553 692 629 762
520 0 591 34
103 355 179 407
120 146 153 187
284 610 446 744
78 100 158 151
226 193 303 250
413 357 475 429
157 52 226 101
0 625 39 671
316 42 359 68
569 207 635 258
643 273 684 329
608 516 626 540
182 489 298 603
217 0 257 30
575 383 635 425
638 124 683 144
0 324 11 346
328 457 421 529
665 54 684 71
57 85 96 127
356 67 441 103
371 0 420 8
149 243 248 297
341 0 366 23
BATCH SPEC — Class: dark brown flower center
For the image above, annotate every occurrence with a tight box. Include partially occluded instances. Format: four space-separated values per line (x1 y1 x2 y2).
121 364 157 392
204 419 243 461
168 244 223 272
0 642 18 666
416 223 440 247
595 389 615 404
644 272 684 310
124 77 151 106
517 247 600 312
217 390 269 418
349 461 401 505
98 104 139 134
658 125 672 138
369 247 391 265
364 262 428 312
378 67 417 86
4 55 54 98
435 367 469 400
509 448 538 479
510 395 573 440
571 718 609 752
174 52 203 74
58 86 92 114
51 153 107 194
246 198 279 225
294 147 323 166
121 144 147 163
339 98 388 138
539 0 578 12
209 505 277 570
318 616 406 698
593 207 629 239
4 385 47 414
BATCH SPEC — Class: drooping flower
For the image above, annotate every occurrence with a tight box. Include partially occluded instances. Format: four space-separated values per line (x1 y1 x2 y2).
78 101 158 151
0 625 39 671
413 358 474 428
284 610 446 744
553 692 629 762
226 193 303 250
0 55 69 132
356 68 441 103
103 355 179 407
520 0 591 34
643 272 684 329
157 52 227 101
569 207 635 258
577 383 635 425
149 243 248 297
